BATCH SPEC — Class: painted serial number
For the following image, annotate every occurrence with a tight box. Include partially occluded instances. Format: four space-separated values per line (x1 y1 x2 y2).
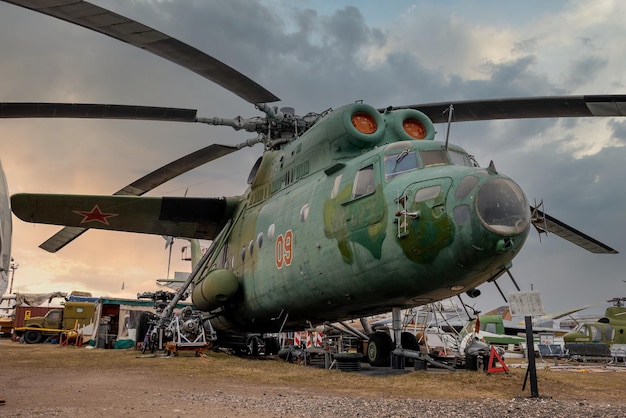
275 230 293 269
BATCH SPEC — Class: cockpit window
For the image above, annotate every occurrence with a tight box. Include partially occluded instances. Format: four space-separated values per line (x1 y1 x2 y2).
606 326 615 341
581 325 608 342
455 175 479 200
448 150 477 167
384 150 418 180
415 185 441 202
420 150 448 167
476 178 530 236
352 164 375 199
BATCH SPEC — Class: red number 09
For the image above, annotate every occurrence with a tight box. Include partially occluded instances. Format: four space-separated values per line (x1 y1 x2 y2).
275 229 293 269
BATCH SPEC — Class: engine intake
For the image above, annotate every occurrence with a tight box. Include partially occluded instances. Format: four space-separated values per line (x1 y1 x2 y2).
323 103 385 152
384 108 435 142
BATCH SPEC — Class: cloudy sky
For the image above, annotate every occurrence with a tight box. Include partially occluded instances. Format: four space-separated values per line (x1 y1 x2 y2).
1 0 625 317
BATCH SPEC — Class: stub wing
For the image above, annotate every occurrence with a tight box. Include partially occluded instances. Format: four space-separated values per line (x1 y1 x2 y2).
11 194 240 248
531 207 618 254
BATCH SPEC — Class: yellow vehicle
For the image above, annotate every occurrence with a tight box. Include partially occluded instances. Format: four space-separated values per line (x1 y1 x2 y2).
14 301 95 344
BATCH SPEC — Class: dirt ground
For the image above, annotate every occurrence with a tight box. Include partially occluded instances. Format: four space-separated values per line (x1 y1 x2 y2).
0 340 272 417
1 339 625 417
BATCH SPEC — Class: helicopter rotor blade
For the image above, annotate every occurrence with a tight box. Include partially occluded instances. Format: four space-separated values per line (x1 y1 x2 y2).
2 0 279 104
40 143 238 253
0 103 198 122
386 95 626 123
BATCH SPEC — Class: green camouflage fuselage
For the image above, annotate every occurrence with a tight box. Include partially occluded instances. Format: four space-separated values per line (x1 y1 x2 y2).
196 104 531 332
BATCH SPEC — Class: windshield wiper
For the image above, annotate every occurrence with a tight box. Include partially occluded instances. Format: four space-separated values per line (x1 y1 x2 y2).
393 149 410 172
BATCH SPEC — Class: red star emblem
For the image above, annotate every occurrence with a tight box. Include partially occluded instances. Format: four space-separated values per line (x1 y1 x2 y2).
73 205 119 225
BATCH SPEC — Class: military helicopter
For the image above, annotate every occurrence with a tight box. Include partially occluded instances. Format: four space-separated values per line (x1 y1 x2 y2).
1 1 623 363
563 297 626 346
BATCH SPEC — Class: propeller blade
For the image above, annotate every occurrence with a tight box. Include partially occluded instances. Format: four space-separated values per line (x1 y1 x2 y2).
40 143 238 252
2 0 279 104
530 206 618 254
386 95 626 123
0 103 198 122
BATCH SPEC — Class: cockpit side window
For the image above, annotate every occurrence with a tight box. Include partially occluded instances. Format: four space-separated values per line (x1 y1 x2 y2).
589 325 604 342
420 149 448 167
352 164 375 199
384 150 419 180
605 326 615 342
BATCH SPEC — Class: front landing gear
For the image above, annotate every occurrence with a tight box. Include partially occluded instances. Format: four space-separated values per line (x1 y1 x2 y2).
367 332 393 366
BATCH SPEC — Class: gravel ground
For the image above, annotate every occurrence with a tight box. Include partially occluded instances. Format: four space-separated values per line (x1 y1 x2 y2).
8 391 626 417
174 392 626 418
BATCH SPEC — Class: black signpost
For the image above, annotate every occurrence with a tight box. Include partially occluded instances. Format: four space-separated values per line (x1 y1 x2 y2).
522 315 539 397
509 291 543 398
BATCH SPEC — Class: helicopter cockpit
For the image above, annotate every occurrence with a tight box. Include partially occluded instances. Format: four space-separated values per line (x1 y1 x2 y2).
384 141 478 181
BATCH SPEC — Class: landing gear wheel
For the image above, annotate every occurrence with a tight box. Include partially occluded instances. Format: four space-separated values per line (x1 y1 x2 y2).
367 332 393 367
400 331 421 367
149 330 158 353
24 329 43 344
401 331 421 351
136 312 150 344
264 336 280 355
246 336 264 356
141 339 148 355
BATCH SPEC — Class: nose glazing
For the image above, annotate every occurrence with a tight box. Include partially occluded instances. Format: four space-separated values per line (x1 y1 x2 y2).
475 177 530 236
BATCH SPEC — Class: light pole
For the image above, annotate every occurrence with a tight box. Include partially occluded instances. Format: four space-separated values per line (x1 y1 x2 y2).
8 258 18 294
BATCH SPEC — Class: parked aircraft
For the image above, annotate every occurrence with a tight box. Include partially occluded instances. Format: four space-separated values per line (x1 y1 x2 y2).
563 298 626 346
1 1 622 363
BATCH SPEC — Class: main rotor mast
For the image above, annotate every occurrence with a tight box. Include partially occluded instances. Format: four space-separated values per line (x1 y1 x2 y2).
195 104 328 150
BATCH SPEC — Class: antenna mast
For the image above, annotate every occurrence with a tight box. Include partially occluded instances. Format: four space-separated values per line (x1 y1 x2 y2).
444 104 454 149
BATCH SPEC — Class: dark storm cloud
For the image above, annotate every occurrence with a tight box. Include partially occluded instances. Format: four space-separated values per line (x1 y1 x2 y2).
94 1 391 111
607 120 626 145
512 38 539 55
563 56 608 87
322 6 384 54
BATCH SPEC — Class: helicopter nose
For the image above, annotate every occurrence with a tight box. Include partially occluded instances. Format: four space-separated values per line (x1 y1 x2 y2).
475 177 530 236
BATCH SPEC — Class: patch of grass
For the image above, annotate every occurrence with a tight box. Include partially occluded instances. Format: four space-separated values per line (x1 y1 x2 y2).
2 340 625 403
